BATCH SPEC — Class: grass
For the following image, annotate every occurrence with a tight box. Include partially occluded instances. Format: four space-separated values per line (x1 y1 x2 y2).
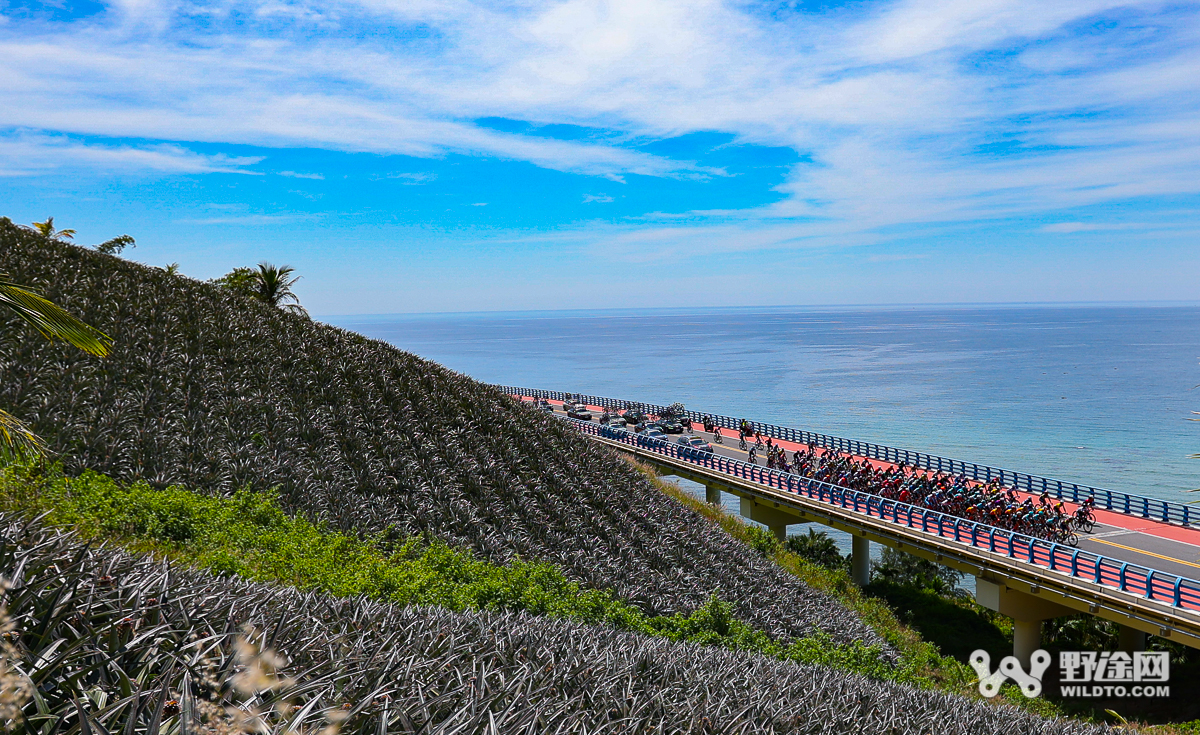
639 462 1200 733
0 460 900 683
636 462 1085 718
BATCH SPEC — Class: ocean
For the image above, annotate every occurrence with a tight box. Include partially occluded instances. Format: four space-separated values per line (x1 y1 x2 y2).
326 304 1200 561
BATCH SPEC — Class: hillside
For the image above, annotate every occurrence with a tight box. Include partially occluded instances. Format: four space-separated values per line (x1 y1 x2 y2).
1 516 1109 735
0 218 870 645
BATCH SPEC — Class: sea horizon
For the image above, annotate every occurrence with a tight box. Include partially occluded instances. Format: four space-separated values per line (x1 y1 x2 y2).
315 299 1200 322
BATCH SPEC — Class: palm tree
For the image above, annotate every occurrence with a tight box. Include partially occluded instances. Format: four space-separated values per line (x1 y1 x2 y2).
254 262 306 316
26 217 76 242
96 234 135 255
0 274 111 458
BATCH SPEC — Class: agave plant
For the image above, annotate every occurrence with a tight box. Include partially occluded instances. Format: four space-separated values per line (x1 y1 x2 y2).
0 516 1110 735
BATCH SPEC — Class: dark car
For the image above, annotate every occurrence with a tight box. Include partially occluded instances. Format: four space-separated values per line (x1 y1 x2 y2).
567 407 593 420
677 435 713 453
623 411 648 425
659 420 684 434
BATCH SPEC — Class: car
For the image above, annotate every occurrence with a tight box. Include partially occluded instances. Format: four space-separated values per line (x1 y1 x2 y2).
608 416 628 427
623 411 649 425
537 402 554 413
677 435 713 453
659 420 684 434
567 407 593 420
643 429 668 442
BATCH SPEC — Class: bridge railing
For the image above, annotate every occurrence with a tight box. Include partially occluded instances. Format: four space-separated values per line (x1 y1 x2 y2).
559 415 1200 613
497 385 1196 527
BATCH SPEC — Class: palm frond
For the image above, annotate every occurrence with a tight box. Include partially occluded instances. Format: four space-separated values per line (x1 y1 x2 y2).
0 276 111 356
0 408 44 460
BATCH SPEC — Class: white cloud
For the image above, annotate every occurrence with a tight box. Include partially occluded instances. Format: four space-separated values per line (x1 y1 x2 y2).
383 171 437 183
867 253 930 262
0 0 1197 247
279 170 325 179
179 214 305 224
0 131 263 176
582 193 613 203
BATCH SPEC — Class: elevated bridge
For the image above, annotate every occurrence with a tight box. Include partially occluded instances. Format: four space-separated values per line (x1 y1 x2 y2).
499 386 1200 665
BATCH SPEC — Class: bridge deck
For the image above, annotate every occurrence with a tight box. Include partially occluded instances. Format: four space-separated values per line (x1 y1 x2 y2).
534 397 1200 595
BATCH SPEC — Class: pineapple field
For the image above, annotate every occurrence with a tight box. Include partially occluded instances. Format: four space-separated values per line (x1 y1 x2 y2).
0 219 1119 733
0 516 1109 734
0 217 870 643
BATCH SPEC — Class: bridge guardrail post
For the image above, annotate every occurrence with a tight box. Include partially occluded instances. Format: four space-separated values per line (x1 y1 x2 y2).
562 412 1200 613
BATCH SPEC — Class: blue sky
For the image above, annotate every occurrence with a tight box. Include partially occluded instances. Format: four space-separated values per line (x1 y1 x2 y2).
1 0 1199 314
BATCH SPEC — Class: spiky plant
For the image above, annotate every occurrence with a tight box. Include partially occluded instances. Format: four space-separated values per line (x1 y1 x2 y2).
0 272 110 459
0 516 1111 735
0 218 874 647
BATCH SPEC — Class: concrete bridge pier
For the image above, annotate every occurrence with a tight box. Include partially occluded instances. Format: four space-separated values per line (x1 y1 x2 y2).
976 580 1072 668
706 485 721 505
1119 625 1147 653
739 497 795 542
851 535 871 587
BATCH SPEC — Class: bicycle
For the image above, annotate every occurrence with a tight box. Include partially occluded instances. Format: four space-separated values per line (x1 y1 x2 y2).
1073 506 1096 534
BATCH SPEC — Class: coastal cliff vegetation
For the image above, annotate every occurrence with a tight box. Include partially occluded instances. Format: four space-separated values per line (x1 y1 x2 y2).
0 217 1144 733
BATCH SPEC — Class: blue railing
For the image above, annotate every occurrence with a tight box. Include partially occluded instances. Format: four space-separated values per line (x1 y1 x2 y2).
498 386 1196 527
561 415 1200 613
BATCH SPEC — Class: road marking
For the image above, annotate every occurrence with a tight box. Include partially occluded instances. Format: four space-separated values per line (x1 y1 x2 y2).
1088 529 1137 540
595 418 1200 570
1088 538 1200 570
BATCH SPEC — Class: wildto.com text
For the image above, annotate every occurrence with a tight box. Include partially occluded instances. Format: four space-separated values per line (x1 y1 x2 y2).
971 649 1169 699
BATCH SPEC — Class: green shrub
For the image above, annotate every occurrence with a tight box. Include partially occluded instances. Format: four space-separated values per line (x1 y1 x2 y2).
786 528 849 570
0 461 899 683
871 546 964 597
743 524 780 556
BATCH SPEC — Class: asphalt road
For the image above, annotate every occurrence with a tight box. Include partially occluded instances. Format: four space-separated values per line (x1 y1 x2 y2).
542 400 1200 582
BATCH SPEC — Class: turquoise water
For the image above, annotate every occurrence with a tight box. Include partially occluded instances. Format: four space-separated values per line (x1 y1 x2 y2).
327 304 1200 508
